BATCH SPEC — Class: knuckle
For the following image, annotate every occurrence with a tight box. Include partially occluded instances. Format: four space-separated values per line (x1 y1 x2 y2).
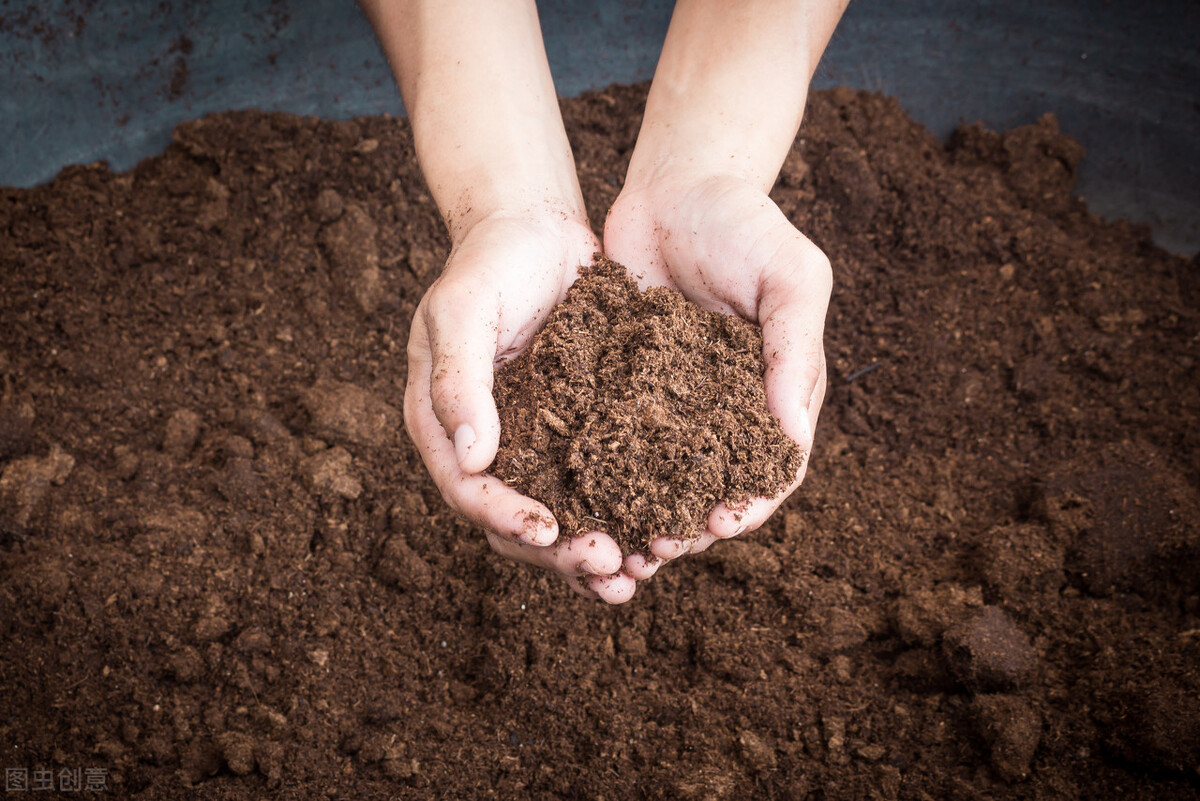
805 248 834 295
401 394 419 438
802 351 826 382
428 371 460 417
424 273 484 323
405 306 432 366
423 282 459 321
439 487 466 519
405 331 425 364
400 389 433 457
484 533 508 557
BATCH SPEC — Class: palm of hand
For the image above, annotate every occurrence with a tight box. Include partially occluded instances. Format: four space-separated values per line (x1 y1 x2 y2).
603 174 832 577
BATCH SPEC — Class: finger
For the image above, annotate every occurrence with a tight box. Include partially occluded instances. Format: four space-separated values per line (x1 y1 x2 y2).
649 536 694 561
697 234 829 538
422 279 504 474
807 346 829 432
585 572 637 604
484 530 623 577
564 575 601 600
707 490 796 538
688 531 721 554
706 347 826 537
406 332 557 546
487 536 631 603
650 530 720 561
623 552 663 580
756 231 832 455
544 532 624 577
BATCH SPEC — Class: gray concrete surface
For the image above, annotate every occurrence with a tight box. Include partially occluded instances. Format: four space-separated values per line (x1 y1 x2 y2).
2 0 1196 253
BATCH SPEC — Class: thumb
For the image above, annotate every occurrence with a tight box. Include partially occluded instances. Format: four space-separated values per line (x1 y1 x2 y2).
756 231 832 455
422 281 503 474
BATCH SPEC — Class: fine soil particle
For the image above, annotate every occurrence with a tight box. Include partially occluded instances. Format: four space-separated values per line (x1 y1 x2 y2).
491 257 802 553
1 83 1199 799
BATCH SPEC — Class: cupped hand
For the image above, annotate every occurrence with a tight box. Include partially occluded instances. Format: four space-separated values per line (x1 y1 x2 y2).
602 172 832 579
404 211 636 604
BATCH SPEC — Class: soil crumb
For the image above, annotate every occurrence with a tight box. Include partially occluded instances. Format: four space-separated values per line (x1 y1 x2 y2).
1 83 1198 799
491 257 802 553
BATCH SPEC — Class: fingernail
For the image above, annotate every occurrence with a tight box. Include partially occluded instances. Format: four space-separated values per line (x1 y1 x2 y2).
580 560 601 576
453 423 476 467
522 515 556 546
734 524 747 536
528 525 556 546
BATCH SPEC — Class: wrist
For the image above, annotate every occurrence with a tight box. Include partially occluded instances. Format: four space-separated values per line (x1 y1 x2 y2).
616 163 758 216
621 0 841 195
452 205 598 266
409 95 587 244
623 84 810 196
441 172 588 247
366 0 588 247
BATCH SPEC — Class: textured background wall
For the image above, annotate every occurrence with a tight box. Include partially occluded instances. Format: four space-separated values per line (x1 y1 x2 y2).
2 0 1196 253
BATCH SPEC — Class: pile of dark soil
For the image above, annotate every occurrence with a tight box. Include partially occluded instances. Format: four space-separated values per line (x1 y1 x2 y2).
1 83 1198 799
492 256 802 553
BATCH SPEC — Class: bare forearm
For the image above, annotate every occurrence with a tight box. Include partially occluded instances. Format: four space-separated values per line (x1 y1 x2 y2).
626 0 848 193
360 0 586 241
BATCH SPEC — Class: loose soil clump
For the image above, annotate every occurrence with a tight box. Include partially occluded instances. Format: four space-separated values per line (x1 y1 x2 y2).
1 84 1198 799
492 257 802 553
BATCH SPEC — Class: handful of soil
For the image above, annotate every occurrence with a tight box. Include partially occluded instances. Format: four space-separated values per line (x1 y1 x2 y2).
491 257 803 555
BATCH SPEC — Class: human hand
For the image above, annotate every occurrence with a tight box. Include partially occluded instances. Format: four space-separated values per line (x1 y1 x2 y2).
603 172 831 579
403 211 637 603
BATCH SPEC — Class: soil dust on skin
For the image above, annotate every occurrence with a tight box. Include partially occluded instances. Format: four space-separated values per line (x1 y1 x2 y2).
0 83 1198 799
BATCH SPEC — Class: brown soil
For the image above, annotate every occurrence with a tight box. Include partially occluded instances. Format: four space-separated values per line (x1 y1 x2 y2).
492 256 802 553
1 84 1198 799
